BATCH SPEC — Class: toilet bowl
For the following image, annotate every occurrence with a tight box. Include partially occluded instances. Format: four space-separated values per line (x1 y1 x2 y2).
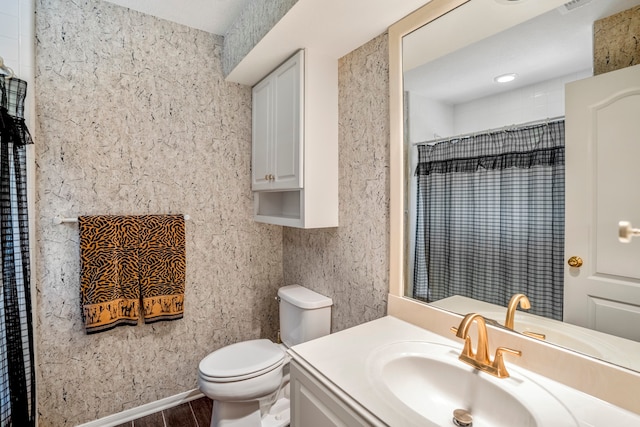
198 285 332 427
198 339 289 427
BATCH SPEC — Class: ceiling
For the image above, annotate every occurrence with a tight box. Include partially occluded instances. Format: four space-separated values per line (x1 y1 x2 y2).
224 0 428 84
101 0 638 91
103 0 254 35
101 0 430 85
403 0 640 105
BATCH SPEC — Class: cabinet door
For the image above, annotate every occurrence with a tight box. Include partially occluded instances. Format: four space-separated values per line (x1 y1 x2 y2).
290 361 375 427
272 51 304 189
252 77 273 190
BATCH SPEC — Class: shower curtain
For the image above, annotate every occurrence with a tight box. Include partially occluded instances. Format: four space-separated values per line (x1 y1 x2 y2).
0 76 35 426
413 120 565 320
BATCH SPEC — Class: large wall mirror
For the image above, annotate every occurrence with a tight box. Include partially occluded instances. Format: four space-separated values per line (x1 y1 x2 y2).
389 0 640 373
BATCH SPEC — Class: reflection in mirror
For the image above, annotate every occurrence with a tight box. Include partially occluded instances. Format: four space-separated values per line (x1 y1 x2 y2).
400 0 640 371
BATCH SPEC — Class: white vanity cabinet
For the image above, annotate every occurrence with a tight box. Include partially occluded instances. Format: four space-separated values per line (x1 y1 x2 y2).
251 49 338 228
290 360 381 427
289 316 640 426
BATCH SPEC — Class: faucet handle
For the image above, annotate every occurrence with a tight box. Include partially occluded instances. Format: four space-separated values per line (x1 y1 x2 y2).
522 330 546 340
492 347 522 378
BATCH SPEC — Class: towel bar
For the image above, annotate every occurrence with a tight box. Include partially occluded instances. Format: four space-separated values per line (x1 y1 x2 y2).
53 214 191 224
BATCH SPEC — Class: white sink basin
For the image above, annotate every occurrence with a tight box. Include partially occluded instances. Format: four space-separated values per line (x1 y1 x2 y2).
366 341 578 427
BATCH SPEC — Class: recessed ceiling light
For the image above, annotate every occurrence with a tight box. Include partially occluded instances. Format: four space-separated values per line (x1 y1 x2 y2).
494 73 518 83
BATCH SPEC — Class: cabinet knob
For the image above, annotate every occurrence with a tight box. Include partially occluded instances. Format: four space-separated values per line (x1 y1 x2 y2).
269 174 275 181
264 174 269 181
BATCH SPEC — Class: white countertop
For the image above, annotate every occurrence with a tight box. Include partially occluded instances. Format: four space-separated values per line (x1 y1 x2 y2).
289 316 640 426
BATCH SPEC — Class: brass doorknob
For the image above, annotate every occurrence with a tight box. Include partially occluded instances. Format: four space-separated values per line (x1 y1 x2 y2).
568 256 583 268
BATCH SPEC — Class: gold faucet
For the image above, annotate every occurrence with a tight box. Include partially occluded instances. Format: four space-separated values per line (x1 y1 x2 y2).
451 313 521 378
505 294 546 340
505 294 531 329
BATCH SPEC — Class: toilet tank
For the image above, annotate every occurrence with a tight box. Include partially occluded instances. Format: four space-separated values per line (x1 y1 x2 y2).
278 285 332 347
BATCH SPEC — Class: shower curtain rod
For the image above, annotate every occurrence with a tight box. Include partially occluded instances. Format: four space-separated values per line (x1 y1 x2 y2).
412 115 565 147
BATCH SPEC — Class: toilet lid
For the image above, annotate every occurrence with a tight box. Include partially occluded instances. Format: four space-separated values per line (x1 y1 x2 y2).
199 339 285 382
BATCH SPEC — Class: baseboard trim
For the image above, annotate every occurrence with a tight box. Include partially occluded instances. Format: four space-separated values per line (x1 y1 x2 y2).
76 388 205 427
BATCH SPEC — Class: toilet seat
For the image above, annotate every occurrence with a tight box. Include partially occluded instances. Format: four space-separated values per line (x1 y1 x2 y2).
199 339 285 383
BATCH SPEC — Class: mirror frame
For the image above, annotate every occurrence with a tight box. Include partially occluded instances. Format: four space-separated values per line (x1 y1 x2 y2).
388 0 469 302
386 4 640 410
389 0 569 304
387 0 640 369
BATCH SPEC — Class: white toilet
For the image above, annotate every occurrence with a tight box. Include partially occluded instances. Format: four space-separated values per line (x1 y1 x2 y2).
198 284 333 427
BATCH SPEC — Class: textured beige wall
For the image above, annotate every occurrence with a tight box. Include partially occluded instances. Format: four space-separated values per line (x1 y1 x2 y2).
34 0 283 425
594 5 640 75
222 0 298 77
283 34 390 333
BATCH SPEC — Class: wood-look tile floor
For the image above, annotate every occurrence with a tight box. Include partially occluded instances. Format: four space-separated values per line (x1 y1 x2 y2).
114 397 213 427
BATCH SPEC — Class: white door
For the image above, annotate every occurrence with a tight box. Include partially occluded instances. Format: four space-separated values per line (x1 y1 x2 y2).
564 64 640 341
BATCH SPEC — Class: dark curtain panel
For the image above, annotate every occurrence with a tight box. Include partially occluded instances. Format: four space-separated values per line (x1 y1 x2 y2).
0 76 35 427
413 120 565 320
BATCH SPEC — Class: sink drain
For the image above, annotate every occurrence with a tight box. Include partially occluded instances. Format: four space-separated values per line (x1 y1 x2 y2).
452 408 473 427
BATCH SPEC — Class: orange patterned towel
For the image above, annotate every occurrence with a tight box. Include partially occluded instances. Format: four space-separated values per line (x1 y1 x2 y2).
79 215 186 334
138 215 186 324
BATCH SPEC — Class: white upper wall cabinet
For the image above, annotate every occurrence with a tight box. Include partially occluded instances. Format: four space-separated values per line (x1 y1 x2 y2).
252 51 303 191
252 49 338 229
